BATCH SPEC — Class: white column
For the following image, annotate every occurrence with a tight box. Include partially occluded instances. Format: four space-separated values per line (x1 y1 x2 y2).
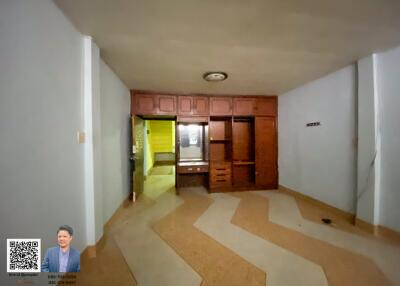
356 54 381 226
83 36 96 245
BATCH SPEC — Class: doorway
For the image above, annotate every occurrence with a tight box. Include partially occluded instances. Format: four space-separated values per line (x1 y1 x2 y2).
141 119 176 199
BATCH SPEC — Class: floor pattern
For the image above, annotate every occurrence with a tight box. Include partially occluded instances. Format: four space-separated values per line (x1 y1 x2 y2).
78 175 400 286
153 189 266 286
230 191 392 286
194 191 328 286
113 191 202 286
256 191 400 284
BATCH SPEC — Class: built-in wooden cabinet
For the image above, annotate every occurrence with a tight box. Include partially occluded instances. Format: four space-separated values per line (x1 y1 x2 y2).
131 91 278 193
210 161 231 188
209 97 232 115
132 92 276 117
193 97 209 115
134 94 157 115
209 117 232 189
232 118 255 187
134 93 176 115
158 95 176 114
256 97 277 116
255 117 277 187
178 96 192 115
233 98 256 115
178 96 209 115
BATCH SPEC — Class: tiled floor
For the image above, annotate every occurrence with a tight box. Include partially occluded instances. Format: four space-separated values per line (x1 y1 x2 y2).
76 170 400 286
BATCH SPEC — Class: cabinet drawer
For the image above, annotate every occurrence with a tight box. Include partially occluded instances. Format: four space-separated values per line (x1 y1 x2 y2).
210 162 231 169
177 165 208 174
210 175 231 187
211 173 231 181
211 168 231 176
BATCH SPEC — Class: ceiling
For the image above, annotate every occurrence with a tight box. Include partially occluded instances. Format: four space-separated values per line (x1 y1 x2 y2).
55 0 400 95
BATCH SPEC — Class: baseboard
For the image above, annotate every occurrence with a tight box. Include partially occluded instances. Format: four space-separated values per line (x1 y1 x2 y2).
278 185 355 222
355 218 400 243
81 245 97 261
279 184 400 243
104 193 133 233
81 193 132 261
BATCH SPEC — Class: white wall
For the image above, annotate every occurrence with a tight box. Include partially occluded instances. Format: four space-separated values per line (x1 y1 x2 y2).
0 0 85 279
99 60 131 224
278 66 357 213
376 45 400 232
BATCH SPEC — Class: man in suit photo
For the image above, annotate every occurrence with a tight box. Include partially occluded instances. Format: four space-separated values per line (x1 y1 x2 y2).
41 225 80 272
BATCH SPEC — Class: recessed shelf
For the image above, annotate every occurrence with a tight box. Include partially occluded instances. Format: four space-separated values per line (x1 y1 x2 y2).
210 139 231 142
233 161 255 165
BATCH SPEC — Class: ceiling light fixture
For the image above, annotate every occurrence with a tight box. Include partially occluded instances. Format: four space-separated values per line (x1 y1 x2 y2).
203 71 228 82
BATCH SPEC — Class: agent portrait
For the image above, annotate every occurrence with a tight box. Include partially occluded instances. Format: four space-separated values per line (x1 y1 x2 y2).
41 225 80 272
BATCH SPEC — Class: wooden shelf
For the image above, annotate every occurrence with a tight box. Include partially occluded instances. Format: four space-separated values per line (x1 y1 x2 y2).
210 139 231 142
233 161 255 165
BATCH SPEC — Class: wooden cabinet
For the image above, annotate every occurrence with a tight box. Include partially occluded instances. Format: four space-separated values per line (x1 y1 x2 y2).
178 96 192 115
210 97 232 115
210 162 231 188
255 117 277 187
134 94 176 115
233 98 256 115
133 94 276 117
255 97 277 116
209 117 232 190
193 97 209 115
232 118 255 187
132 91 278 193
178 96 209 115
134 94 157 115
157 95 177 115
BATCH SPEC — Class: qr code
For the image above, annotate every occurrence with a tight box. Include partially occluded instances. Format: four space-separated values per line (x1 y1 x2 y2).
7 239 41 272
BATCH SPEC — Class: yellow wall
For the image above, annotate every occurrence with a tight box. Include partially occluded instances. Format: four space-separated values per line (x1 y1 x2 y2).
144 120 175 173
149 120 175 152
144 121 154 175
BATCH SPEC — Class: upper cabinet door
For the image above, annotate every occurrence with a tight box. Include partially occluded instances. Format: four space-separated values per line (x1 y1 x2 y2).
178 96 193 115
256 97 277 116
233 97 256 115
157 95 177 115
135 94 157 115
193 96 209 115
209 97 232 115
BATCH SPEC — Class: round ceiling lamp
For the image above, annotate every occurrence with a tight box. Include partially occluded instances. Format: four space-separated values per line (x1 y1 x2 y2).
203 71 228 82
